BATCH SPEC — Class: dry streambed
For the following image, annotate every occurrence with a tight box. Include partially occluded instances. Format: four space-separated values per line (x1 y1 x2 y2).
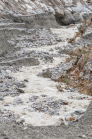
0 26 92 126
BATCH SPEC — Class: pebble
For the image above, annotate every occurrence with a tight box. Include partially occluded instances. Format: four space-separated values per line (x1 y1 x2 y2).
0 97 3 101
16 88 24 93
0 79 3 83
65 110 84 122
74 110 84 115
17 82 26 88
41 94 47 97
4 104 9 106
57 84 64 91
49 48 53 51
24 79 29 82
16 118 25 124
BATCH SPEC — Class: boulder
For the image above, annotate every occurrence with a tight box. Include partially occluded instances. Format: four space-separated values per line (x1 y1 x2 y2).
54 6 64 17
73 13 84 22
82 12 92 20
79 101 92 126
2 12 60 29
82 31 92 41
71 3 91 13
60 10 75 25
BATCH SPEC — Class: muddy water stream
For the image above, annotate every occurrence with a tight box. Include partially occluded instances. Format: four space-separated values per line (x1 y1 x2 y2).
0 26 92 126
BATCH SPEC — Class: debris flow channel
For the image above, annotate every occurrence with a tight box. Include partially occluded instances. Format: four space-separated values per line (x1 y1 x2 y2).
0 26 92 126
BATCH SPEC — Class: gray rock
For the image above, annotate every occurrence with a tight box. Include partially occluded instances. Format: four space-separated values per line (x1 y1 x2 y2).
17 82 26 88
29 96 39 102
58 47 72 54
4 12 60 29
16 118 25 124
41 68 53 78
49 48 53 51
31 103 43 111
0 57 40 66
55 6 64 17
40 106 49 112
41 95 47 97
82 32 92 42
82 12 92 20
40 61 74 80
43 54 53 62
60 10 75 25
79 101 92 126
24 79 28 82
65 110 84 122
0 30 14 56
0 79 3 83
16 88 24 93
13 97 23 105
4 104 9 106
0 97 3 101
71 5 91 13
74 110 84 115
49 110 59 115
73 13 83 22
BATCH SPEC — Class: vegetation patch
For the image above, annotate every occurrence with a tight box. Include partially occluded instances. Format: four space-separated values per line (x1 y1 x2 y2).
57 17 92 96
68 17 92 44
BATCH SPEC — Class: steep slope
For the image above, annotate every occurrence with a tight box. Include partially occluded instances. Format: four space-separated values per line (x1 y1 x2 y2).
0 0 92 25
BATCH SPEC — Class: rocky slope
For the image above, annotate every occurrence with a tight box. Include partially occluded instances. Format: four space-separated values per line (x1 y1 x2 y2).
0 0 92 25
